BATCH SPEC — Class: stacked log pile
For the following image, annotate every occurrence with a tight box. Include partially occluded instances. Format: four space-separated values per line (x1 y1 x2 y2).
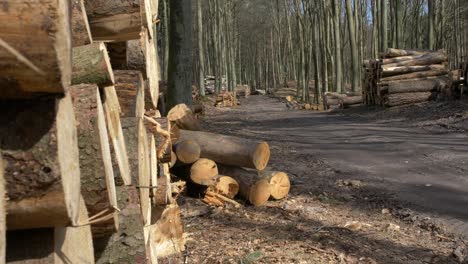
363 48 450 107
167 105 291 208
324 92 363 110
0 0 182 263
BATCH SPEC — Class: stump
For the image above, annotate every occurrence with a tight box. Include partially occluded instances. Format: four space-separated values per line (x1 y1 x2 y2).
0 94 81 230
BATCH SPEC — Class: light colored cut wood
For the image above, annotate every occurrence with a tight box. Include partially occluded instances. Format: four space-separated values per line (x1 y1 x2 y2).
258 171 290 200
167 104 202 131
1 94 81 230
72 42 114 86
0 0 71 98
190 159 219 186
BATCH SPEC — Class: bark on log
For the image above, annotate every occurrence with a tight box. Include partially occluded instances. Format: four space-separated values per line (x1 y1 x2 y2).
93 186 147 264
71 0 92 47
174 140 201 164
383 52 447 68
384 48 429 58
339 96 363 106
190 159 218 186
70 84 118 237
381 64 446 76
0 94 81 230
167 104 201 131
84 0 153 41
120 117 151 226
72 42 114 86
102 85 132 185
0 155 5 264
379 78 449 94
218 166 271 206
179 130 270 170
208 176 239 199
115 70 146 118
0 0 71 98
379 70 448 82
258 171 290 200
6 196 94 264
106 42 128 69
384 92 434 107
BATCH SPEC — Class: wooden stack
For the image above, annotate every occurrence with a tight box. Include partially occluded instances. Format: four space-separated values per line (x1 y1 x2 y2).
0 0 183 263
363 48 450 107
167 105 291 207
324 92 363 110
215 91 238 107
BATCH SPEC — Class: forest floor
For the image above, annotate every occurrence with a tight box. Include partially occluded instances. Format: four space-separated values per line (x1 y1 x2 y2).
165 95 468 264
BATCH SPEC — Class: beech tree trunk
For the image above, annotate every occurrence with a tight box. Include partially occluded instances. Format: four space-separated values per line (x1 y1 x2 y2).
70 84 118 237
72 42 114 86
384 92 434 107
0 0 71 98
179 130 270 170
71 0 92 47
258 171 290 200
0 94 81 230
106 42 128 69
218 166 271 206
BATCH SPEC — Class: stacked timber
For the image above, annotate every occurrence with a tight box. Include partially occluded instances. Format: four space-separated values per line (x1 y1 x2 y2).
168 105 291 207
0 0 182 263
324 92 363 110
215 91 237 107
363 48 450 107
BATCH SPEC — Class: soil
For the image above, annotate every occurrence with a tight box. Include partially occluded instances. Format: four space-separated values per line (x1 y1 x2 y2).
162 95 468 264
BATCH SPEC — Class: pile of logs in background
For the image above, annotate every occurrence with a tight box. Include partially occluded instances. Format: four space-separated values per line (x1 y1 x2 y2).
363 48 451 107
0 0 183 263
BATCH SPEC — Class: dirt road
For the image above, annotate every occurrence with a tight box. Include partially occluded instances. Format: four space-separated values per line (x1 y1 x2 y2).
169 95 468 264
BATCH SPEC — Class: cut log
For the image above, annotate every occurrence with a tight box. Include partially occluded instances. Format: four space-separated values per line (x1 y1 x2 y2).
174 140 201 164
84 0 153 41
179 130 270 170
102 85 131 185
0 155 5 264
71 0 92 47
114 70 146 118
167 104 202 131
93 186 147 264
218 166 271 206
70 84 118 237
379 69 448 82
339 96 363 106
119 117 151 225
209 176 239 199
383 52 447 68
148 204 185 258
384 48 429 58
258 171 290 200
192 103 204 114
72 42 114 86
383 92 434 107
0 94 81 230
6 196 94 264
106 42 128 69
381 64 446 77
190 159 218 186
379 78 449 94
0 0 71 98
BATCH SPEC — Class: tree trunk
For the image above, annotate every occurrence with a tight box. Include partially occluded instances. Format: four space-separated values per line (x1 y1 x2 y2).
380 69 448 81
0 95 81 230
179 130 270 170
190 159 218 186
382 64 445 76
72 42 114 86
218 166 271 206
174 140 201 165
384 92 434 107
428 0 435 50
70 84 118 238
0 0 71 98
84 0 152 41
258 171 290 200
380 0 388 52
167 104 201 131
71 0 92 47
379 78 449 94
6 197 94 264
197 0 206 97
167 0 193 111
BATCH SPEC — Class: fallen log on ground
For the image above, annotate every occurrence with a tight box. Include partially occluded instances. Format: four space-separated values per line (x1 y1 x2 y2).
174 140 201 165
70 84 118 237
71 0 92 47
218 166 272 206
0 0 71 98
258 171 290 200
383 92 434 107
72 42 114 86
190 159 219 186
179 130 270 170
0 95 81 230
6 197 94 263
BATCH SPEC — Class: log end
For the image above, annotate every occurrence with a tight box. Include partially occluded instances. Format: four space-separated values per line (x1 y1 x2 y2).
190 159 218 186
214 176 239 199
249 179 272 206
269 172 290 200
175 140 201 164
252 142 270 170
